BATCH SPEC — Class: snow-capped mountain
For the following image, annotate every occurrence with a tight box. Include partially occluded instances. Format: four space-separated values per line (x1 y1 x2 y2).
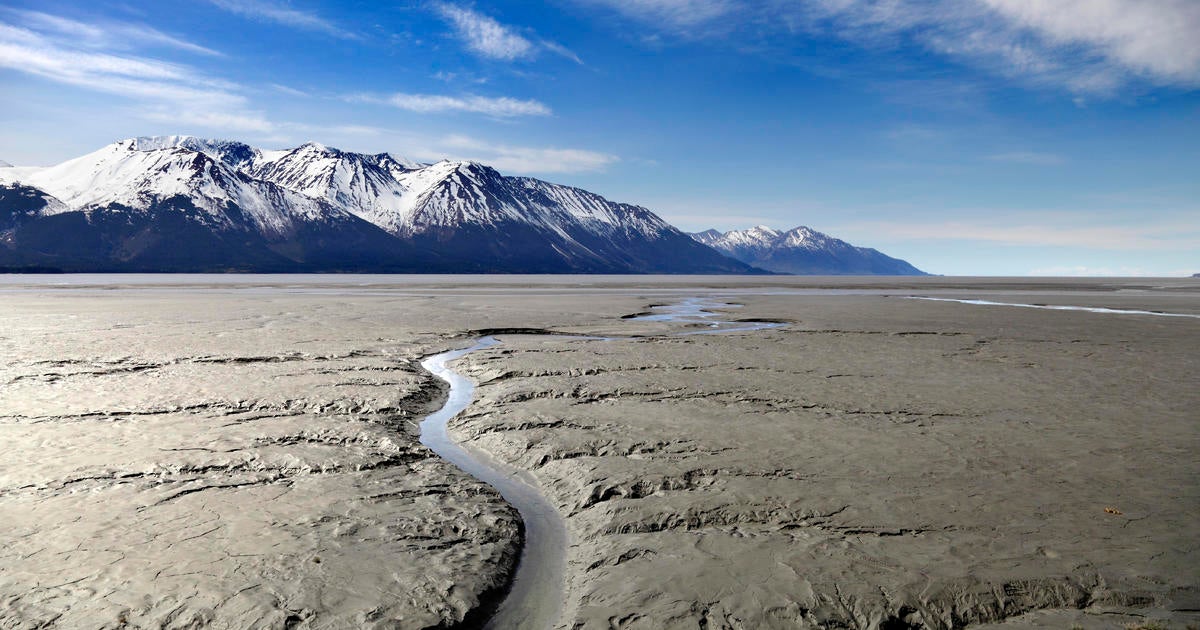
361 159 726 273
0 160 12 168
160 135 747 273
245 141 424 235
0 139 437 272
0 136 755 273
4 139 346 235
692 225 926 275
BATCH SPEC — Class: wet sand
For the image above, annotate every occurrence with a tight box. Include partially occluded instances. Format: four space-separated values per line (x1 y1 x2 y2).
0 276 1197 628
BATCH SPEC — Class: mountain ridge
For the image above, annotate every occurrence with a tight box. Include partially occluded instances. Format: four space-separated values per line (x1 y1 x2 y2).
692 225 927 275
0 136 757 274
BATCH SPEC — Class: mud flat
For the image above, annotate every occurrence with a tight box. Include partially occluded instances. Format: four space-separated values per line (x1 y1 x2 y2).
447 280 1200 629
0 281 652 628
0 275 1197 629
0 287 598 629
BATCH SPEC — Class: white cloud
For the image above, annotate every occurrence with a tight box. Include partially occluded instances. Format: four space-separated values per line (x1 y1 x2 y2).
436 4 534 61
359 92 552 117
434 135 618 173
5 9 222 56
814 0 1200 91
269 83 310 97
981 0 1200 85
432 70 489 84
435 4 584 64
0 19 273 134
0 24 226 95
581 0 1200 93
206 0 356 39
541 40 584 64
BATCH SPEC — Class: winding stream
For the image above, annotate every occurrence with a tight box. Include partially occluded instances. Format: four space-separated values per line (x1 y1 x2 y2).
420 338 567 630
418 299 783 629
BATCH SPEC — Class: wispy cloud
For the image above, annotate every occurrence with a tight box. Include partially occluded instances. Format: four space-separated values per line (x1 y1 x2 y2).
542 40 584 64
581 0 736 30
4 9 221 56
0 18 272 132
580 0 1200 94
985 151 1065 166
355 92 552 117
434 134 618 173
432 70 489 84
435 3 534 60
434 4 584 64
206 0 356 39
269 83 310 97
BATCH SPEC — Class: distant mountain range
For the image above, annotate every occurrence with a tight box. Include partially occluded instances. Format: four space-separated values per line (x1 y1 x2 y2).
1 137 919 274
0 137 757 274
691 225 926 275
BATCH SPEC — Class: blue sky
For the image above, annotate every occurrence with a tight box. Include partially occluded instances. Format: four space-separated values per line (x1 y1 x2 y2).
0 0 1197 276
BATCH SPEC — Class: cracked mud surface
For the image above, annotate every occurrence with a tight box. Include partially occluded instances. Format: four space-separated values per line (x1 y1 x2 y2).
1 276 1197 629
0 293 552 629
449 288 1200 629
